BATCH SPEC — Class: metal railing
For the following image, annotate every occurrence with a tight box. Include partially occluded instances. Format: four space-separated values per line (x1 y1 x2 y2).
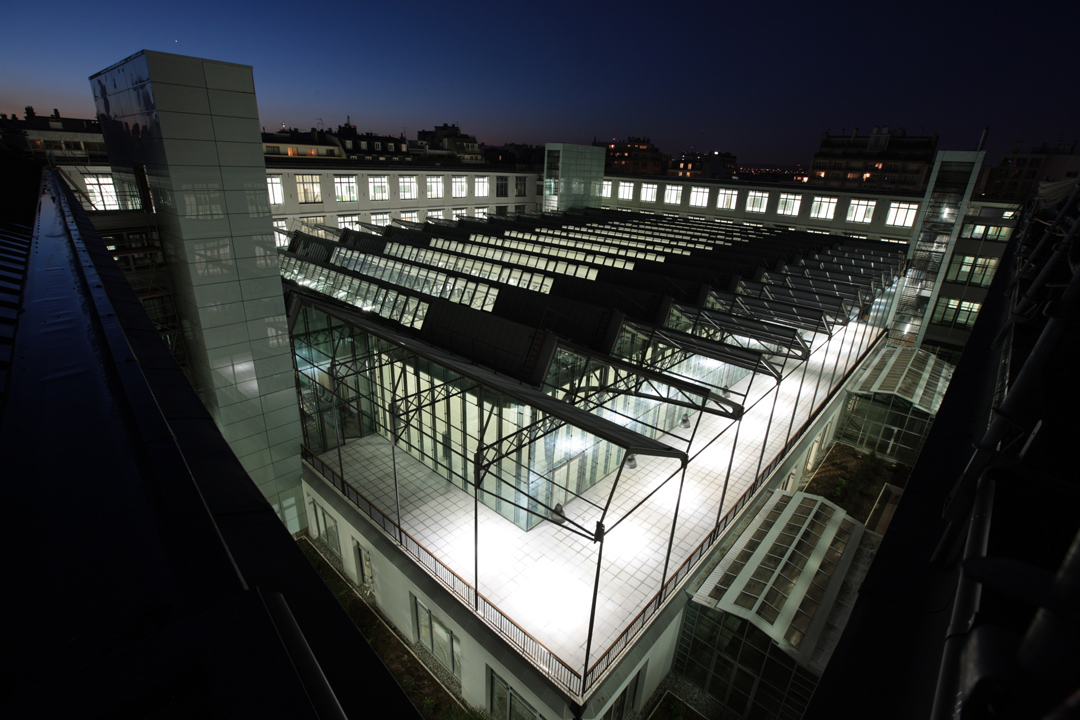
303 329 883 697
301 445 583 695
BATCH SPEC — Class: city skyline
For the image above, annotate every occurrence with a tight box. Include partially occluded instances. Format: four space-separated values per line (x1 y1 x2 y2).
3 0 1077 165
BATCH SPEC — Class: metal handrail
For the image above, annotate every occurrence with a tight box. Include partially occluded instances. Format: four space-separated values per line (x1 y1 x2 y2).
300 445 583 695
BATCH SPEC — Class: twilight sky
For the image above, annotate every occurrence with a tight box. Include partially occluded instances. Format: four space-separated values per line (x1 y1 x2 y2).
2 0 1077 166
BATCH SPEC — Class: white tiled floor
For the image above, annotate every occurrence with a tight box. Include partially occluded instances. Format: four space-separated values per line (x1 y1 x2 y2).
320 320 882 675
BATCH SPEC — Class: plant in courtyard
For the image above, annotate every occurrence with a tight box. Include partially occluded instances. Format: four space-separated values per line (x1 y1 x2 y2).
422 695 438 716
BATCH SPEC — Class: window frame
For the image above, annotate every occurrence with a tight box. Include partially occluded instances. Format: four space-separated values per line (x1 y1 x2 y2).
334 175 358 203
640 183 658 203
475 176 490 198
885 201 919 227
368 175 389 202
688 187 709 208
296 174 322 204
452 176 468 199
809 196 837 220
746 190 769 214
266 175 284 206
427 176 444 199
663 185 683 205
717 188 738 210
618 181 634 200
777 193 802 217
846 198 876 223
398 175 419 201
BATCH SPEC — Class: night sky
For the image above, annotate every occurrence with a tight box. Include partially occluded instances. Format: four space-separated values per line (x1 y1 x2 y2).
3 0 1077 165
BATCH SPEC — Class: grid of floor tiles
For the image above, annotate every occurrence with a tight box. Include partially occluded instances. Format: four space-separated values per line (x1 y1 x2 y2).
319 319 882 677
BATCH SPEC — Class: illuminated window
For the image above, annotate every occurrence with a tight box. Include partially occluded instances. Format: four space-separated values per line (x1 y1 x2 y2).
515 176 527 196
810 196 837 219
885 202 919 227
374 142 382 151
618 182 634 200
602 180 612 198
272 219 288 247
399 176 418 200
334 176 358 203
368 175 389 201
452 208 467 220
946 255 998 287
496 176 508 197
664 185 683 205
777 193 802 216
266 175 284 205
689 187 709 207
427 209 443 220
474 207 488 219
641 183 658 203
452 176 467 198
746 190 769 213
287 147 298 156
426 176 444 199
931 297 981 329
401 211 419 223
717 188 738 210
296 174 322 204
846 199 876 223
475 177 490 197
370 212 390 227
338 214 360 230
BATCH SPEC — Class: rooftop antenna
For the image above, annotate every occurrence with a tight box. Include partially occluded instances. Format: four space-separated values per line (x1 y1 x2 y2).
316 118 323 131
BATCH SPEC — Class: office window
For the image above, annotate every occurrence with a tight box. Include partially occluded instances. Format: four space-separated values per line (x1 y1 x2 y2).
401 211 419 223
475 207 489 219
496 176 508 197
946 255 999 287
338 214 360 230
515 176 527 196
777 193 803 216
746 190 769 213
641 184 658 203
491 670 542 720
931 297 981 329
272 219 288 248
810 196 837 219
428 209 443 220
689 187 709 207
334 176 358 203
452 176 468 198
370 212 390 227
886 202 919 227
618 182 634 200
495 205 508 216
717 188 738 210
266 175 284 205
296 175 322 204
475 177 490 197
602 180 613 198
846 199 876 223
452 208 467 220
368 176 389 201
398 176 418 200
664 185 683 205
514 204 526 213
415 598 462 680
309 499 340 557
427 176 444 199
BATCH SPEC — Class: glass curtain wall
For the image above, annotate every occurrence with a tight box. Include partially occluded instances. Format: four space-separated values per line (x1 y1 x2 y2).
293 303 629 531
